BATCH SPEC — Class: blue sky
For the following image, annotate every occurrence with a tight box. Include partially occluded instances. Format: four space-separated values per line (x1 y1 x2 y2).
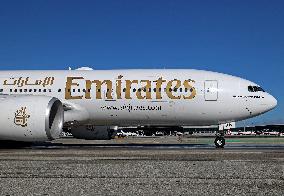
0 0 283 125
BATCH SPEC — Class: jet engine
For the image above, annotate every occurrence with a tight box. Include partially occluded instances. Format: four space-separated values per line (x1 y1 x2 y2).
0 95 64 142
70 125 116 140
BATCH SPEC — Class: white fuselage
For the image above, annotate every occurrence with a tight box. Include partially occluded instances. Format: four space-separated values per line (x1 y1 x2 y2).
0 69 277 126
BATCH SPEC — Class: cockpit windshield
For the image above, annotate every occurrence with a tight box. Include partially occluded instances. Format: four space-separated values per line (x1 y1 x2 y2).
248 86 265 92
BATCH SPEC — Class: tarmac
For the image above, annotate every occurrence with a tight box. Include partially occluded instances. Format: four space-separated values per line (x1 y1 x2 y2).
0 136 283 196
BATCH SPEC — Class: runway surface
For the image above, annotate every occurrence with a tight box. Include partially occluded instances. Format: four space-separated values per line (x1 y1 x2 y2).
0 137 283 195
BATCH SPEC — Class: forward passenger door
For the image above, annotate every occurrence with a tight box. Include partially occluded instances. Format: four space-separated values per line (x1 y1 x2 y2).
204 80 218 101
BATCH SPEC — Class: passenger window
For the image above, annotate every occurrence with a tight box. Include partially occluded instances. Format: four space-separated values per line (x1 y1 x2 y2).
0 89 3 93
133 88 136 92
10 89 12 93
153 88 156 92
24 89 27 93
49 89 52 92
43 89 47 93
34 89 37 92
29 89 33 92
14 89 17 93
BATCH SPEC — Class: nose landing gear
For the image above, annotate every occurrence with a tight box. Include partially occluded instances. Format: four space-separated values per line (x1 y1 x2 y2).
215 130 226 148
214 136 225 148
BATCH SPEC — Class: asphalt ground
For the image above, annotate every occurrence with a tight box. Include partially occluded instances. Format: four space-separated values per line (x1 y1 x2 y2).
0 136 283 196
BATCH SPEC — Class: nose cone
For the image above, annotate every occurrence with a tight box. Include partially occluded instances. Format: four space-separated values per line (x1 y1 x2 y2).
263 94 277 112
269 95 278 110
253 94 277 116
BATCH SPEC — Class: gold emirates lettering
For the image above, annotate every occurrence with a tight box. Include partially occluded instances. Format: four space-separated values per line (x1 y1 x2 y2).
65 76 196 100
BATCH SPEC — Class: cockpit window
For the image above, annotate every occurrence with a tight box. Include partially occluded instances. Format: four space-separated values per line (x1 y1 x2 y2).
248 86 254 92
248 86 265 92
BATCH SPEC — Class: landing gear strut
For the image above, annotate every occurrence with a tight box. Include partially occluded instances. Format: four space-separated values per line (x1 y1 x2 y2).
215 130 226 148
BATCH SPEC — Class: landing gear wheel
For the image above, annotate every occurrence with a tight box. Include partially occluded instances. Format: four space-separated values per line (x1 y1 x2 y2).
214 137 225 148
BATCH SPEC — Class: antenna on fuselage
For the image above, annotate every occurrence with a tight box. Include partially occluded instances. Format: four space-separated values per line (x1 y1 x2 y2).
76 67 94 71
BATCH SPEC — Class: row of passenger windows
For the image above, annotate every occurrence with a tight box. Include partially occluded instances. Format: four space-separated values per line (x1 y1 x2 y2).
0 89 54 93
66 88 194 93
248 86 265 92
0 86 265 94
0 87 195 94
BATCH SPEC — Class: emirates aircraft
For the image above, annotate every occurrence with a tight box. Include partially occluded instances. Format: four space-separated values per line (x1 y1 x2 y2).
0 68 277 147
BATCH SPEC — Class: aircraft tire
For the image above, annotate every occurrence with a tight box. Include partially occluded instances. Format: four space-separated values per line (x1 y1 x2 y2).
214 137 225 148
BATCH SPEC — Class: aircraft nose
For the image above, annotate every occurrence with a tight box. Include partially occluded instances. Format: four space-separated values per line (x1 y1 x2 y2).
267 94 277 110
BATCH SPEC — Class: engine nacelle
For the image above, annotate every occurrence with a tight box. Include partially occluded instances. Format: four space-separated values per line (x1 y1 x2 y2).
70 125 115 140
0 96 64 142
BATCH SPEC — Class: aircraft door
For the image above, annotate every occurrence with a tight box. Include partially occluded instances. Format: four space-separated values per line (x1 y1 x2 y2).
204 80 218 101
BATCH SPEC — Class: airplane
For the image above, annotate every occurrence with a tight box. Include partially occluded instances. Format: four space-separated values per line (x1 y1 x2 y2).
0 67 277 148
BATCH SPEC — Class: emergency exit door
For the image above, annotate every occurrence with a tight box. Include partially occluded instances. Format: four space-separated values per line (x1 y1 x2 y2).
204 80 218 101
